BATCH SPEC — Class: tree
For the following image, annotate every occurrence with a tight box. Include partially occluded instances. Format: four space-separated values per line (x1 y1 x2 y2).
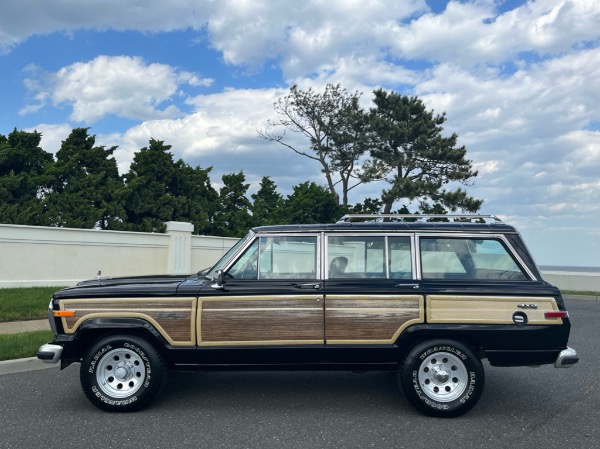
367 90 482 214
123 139 181 232
171 162 219 235
45 128 124 229
213 172 253 237
283 182 341 224
0 129 54 225
258 84 371 206
251 176 284 226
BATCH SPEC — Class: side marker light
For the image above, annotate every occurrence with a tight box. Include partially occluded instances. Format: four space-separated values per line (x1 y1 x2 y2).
54 311 75 317
544 311 568 319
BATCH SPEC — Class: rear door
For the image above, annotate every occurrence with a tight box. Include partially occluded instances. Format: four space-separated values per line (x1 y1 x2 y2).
323 233 425 363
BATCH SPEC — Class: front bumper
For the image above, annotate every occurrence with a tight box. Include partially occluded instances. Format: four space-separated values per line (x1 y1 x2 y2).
37 344 63 364
554 347 579 368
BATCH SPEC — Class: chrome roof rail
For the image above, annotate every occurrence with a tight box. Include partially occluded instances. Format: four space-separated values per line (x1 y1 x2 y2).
336 214 504 224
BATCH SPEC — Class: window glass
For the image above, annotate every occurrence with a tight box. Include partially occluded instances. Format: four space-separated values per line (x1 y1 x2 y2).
227 236 318 280
420 237 527 280
227 239 259 279
259 236 318 279
327 235 412 279
328 236 385 278
206 231 254 277
389 236 413 279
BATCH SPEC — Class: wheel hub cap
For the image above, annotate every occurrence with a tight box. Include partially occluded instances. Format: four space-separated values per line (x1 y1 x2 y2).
418 351 469 402
95 347 146 398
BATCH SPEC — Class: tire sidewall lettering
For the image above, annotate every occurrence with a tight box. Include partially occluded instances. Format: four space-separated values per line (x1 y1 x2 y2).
91 385 139 406
88 344 112 374
404 341 484 416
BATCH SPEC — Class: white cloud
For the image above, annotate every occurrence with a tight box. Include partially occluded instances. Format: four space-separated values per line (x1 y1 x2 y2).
21 55 213 123
390 0 600 66
95 87 320 193
24 123 72 155
0 0 214 52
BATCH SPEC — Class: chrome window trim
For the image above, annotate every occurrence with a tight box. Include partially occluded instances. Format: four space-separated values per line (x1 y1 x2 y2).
415 233 537 281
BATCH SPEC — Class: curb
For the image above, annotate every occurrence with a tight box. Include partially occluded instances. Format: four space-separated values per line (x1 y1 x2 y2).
0 356 59 376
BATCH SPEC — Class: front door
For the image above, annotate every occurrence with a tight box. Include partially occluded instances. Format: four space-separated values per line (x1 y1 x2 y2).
197 234 324 364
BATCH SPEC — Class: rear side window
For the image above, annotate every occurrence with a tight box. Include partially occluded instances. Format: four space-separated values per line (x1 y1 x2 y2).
420 237 527 280
327 235 412 279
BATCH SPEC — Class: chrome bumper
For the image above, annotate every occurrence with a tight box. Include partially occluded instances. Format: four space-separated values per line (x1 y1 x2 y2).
554 347 579 368
37 344 63 364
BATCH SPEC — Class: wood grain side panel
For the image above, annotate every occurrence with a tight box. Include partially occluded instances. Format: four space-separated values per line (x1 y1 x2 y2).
59 298 197 346
199 296 324 345
426 295 561 325
325 295 424 344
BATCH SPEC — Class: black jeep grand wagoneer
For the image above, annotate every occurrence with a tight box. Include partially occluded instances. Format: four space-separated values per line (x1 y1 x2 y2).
38 215 578 417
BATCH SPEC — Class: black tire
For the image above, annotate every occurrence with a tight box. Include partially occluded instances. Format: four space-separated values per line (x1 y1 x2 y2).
398 339 484 418
80 334 166 412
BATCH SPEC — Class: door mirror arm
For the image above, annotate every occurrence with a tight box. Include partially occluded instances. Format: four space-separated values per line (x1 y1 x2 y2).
210 270 226 289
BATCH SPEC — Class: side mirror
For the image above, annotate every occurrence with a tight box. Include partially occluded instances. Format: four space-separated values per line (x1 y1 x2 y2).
210 270 225 289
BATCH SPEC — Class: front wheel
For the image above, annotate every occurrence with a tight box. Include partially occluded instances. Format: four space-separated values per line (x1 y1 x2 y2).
80 334 166 412
398 339 484 417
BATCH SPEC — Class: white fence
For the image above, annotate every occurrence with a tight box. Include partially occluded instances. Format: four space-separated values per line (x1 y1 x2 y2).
0 222 237 288
0 222 597 292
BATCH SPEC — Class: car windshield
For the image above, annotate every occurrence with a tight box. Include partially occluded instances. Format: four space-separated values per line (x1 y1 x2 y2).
204 231 255 278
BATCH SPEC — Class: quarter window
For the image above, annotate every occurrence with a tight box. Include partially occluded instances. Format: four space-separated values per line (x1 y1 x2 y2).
420 237 527 280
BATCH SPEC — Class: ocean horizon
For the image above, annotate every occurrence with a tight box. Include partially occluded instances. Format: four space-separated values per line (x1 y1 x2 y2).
539 265 600 273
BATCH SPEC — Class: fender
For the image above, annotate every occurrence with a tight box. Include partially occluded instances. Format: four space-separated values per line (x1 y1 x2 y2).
71 318 197 367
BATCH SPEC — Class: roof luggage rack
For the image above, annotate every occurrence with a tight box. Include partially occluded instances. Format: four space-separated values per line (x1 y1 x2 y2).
336 214 503 224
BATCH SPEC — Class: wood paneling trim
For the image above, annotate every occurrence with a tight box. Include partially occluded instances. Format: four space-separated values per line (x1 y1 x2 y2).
199 295 324 346
59 298 197 346
325 294 424 344
426 295 561 325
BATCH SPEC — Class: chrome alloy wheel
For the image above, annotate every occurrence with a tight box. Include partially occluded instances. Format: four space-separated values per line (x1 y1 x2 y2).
96 348 146 398
417 351 468 402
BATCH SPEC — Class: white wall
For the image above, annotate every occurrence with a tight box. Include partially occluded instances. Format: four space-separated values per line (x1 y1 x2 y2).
1 222 597 291
541 271 600 292
0 222 237 288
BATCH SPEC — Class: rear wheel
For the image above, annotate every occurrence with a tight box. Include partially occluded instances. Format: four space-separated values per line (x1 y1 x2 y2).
80 334 166 412
399 339 484 417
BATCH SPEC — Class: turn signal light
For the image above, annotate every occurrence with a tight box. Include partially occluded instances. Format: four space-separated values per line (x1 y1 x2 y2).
54 311 75 317
544 311 568 319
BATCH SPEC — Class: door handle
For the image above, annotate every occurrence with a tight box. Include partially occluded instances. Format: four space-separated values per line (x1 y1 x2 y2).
296 283 321 290
396 283 421 289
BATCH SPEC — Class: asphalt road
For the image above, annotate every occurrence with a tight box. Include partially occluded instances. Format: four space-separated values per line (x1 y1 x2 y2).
0 299 598 449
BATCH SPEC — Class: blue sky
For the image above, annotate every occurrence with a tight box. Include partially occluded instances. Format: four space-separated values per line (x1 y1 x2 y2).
0 0 599 267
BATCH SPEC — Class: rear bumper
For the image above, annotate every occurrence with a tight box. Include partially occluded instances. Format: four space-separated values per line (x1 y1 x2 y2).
37 344 63 364
554 347 578 368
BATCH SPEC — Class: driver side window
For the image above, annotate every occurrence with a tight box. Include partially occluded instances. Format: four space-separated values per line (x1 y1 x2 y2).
226 236 318 280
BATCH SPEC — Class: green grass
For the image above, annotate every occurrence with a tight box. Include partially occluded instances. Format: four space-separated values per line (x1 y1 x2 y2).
561 290 600 297
0 330 54 361
0 287 66 322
